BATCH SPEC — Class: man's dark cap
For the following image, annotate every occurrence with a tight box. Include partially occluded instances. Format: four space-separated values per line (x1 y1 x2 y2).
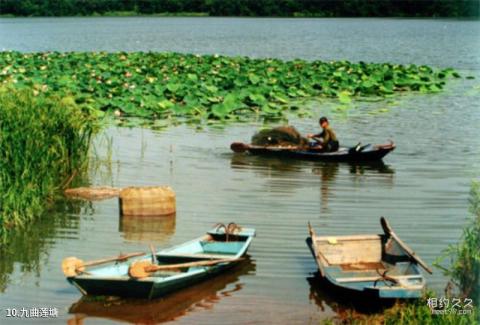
319 117 328 124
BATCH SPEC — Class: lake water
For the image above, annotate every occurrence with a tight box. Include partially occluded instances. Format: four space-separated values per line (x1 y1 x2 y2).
0 17 479 324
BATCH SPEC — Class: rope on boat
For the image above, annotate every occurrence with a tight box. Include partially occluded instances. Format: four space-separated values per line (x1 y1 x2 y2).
213 223 242 242
373 268 398 287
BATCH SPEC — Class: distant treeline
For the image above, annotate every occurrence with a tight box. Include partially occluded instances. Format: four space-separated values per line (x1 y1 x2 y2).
0 0 478 17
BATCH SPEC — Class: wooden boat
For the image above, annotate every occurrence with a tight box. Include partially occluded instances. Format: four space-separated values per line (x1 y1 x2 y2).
306 217 432 299
231 142 395 162
62 223 255 299
68 258 254 324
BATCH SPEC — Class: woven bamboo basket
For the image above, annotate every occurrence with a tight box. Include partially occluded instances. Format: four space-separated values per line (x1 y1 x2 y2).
119 186 176 216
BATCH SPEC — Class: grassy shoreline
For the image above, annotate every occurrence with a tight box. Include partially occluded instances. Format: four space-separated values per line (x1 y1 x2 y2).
0 89 97 244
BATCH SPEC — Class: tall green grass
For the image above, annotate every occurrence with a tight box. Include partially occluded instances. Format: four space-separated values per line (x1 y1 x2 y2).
0 88 97 243
435 181 480 307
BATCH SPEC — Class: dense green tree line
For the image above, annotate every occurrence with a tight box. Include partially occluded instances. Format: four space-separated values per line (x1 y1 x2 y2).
0 0 478 17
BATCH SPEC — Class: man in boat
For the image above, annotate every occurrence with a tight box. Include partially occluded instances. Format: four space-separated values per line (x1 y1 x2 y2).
306 117 339 152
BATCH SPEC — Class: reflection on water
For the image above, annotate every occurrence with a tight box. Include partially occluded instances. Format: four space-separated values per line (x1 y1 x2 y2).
345 161 395 176
119 214 176 245
230 154 303 174
231 154 395 213
307 272 395 316
68 258 255 324
0 200 87 293
318 163 339 213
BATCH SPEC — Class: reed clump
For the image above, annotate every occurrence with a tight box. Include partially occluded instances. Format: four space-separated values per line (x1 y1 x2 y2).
0 88 97 243
435 181 480 306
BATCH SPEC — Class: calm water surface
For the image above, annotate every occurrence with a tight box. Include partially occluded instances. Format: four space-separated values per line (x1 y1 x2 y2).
0 17 479 324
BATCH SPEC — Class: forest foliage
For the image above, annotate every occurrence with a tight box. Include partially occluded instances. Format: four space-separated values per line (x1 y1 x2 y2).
1 0 478 17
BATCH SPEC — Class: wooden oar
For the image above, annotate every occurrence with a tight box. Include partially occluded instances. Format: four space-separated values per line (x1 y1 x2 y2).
128 258 243 279
62 252 145 277
380 217 433 274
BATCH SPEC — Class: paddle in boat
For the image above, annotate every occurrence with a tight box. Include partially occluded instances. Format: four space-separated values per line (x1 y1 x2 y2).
62 223 255 299
231 141 395 162
306 217 432 299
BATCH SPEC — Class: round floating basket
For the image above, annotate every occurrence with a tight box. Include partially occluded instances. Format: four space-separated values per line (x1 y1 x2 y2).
119 186 176 216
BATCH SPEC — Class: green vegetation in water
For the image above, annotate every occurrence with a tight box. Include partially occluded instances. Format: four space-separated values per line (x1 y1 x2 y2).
0 88 98 243
0 51 461 125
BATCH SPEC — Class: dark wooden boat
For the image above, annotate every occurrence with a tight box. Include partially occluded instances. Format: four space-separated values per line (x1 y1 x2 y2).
230 142 395 162
306 217 432 299
63 224 255 299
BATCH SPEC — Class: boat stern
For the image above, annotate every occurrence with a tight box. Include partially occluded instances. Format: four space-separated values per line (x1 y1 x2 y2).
367 283 425 299
365 274 426 299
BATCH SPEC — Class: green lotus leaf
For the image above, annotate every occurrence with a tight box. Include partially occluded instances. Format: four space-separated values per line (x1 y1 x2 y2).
429 84 442 93
204 84 218 93
337 91 352 104
272 93 289 104
121 102 138 115
248 93 267 106
166 83 181 93
158 99 174 110
211 103 228 118
187 73 198 82
249 74 260 85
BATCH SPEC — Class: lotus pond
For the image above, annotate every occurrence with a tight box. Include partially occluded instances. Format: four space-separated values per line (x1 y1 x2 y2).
0 51 463 124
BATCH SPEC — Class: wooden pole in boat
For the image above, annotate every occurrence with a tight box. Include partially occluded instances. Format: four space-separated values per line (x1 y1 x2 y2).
149 244 156 263
380 217 433 274
128 258 243 279
62 252 145 277
308 222 316 238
